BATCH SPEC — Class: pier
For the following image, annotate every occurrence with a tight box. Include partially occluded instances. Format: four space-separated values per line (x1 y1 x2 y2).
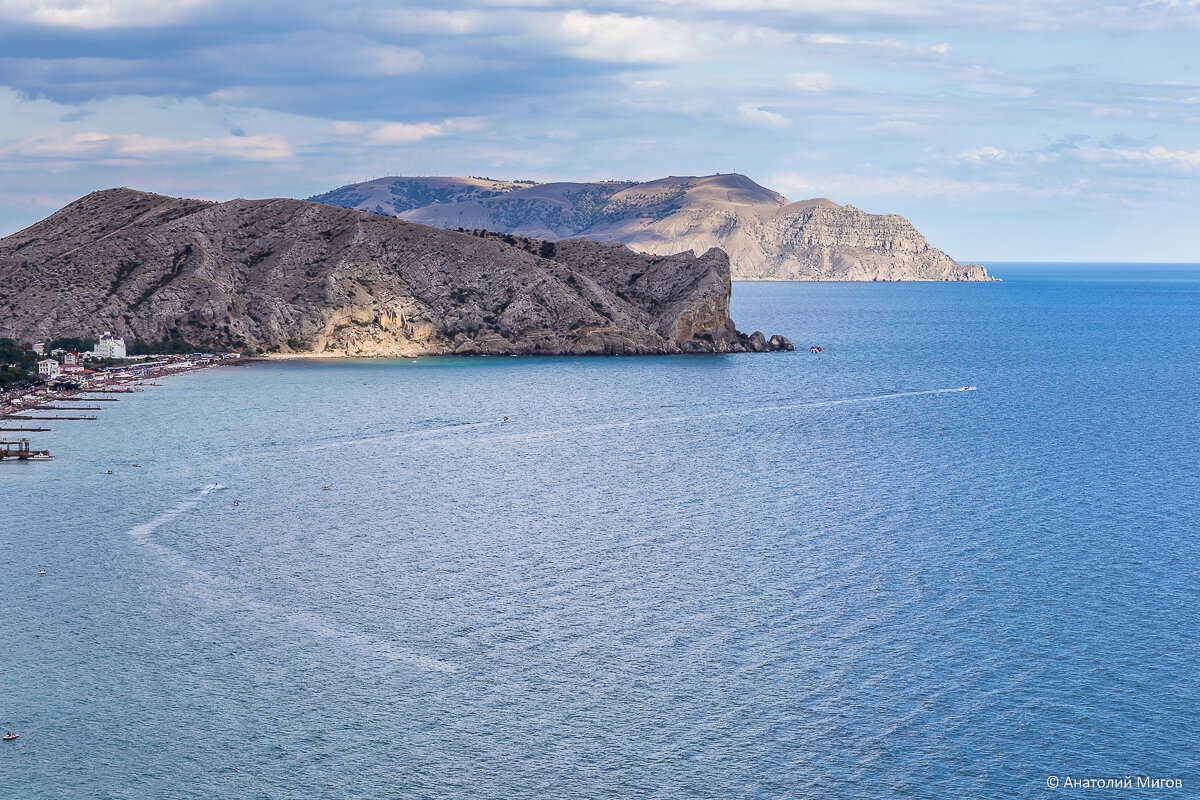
0 438 52 461
29 406 104 411
2 350 243 463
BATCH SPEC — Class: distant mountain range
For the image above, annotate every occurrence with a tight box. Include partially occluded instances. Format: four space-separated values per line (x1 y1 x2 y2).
0 188 788 357
310 173 994 282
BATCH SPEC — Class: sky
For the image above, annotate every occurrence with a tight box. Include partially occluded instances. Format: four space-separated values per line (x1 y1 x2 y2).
1 0 1198 261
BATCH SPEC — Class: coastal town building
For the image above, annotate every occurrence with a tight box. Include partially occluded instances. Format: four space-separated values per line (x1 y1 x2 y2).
63 350 79 367
38 359 61 378
32 342 45 356
93 332 127 359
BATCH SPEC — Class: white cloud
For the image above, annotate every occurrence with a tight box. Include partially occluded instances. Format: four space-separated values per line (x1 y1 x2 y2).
799 33 954 59
958 145 1010 162
325 121 366 137
0 0 212 28
969 83 1035 97
862 120 930 139
635 0 1200 33
787 72 834 92
1091 106 1133 117
557 11 711 63
0 128 292 160
736 103 789 127
1085 144 1200 171
554 10 791 64
769 169 1022 199
367 117 485 145
369 122 446 145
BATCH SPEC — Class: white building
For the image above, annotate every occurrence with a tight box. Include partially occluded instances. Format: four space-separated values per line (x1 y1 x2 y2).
38 359 60 378
93 332 127 359
32 341 45 356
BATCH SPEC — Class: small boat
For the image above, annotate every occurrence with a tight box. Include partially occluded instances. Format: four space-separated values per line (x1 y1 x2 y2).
322 486 331 491
960 386 976 391
38 569 46 576
2 732 17 742
105 469 114 474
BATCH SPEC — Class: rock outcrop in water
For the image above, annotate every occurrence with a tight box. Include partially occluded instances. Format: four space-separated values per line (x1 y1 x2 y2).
0 188 794 357
310 173 994 282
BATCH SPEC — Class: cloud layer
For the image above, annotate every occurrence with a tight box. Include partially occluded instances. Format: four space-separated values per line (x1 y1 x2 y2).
1 0 1198 259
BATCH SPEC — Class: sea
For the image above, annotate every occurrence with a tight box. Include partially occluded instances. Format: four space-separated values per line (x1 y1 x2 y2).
2 263 1198 799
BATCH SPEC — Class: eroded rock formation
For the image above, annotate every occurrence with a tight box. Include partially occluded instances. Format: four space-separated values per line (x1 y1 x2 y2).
0 188 793 357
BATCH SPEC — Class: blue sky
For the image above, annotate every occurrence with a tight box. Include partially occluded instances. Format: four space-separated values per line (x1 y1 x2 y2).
1 0 1198 261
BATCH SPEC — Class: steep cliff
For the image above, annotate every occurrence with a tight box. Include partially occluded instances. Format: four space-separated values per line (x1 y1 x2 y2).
0 188 786 357
313 173 994 281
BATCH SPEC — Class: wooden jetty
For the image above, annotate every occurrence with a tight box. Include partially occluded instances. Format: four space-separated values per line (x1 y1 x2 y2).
0 438 52 461
0 427 52 432
31 406 103 411
5 415 98 421
55 396 120 402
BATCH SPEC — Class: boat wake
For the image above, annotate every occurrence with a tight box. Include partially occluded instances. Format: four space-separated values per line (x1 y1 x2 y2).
227 386 975 463
435 386 977 447
124 484 456 674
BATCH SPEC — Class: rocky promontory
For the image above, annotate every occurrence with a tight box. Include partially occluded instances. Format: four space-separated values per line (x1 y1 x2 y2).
312 173 995 282
0 188 793 357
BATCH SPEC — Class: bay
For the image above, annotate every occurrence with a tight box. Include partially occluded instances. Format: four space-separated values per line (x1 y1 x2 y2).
3 264 1198 798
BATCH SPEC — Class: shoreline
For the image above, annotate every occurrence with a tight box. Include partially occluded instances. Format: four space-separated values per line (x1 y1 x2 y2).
1 357 249 456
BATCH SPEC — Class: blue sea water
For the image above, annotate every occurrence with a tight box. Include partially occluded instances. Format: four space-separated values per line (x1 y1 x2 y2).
2 264 1198 799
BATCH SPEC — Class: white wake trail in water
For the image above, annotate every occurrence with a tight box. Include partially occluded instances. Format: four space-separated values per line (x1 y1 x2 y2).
125 484 455 674
421 386 975 449
225 386 972 461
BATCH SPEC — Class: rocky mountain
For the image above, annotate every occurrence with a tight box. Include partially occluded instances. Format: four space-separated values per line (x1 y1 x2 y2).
309 176 535 216
0 188 792 357
311 173 994 282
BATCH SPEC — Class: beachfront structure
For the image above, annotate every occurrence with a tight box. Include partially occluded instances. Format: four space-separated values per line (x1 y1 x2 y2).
94 332 127 359
38 358 60 378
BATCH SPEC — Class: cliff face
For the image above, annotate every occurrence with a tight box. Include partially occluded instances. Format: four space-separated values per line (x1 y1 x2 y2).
0 188 777 357
315 173 994 281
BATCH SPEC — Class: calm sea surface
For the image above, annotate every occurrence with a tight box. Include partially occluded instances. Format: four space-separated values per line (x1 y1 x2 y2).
3 264 1198 799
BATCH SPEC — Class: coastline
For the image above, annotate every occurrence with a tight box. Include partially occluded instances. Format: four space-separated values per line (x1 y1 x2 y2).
1 356 248 458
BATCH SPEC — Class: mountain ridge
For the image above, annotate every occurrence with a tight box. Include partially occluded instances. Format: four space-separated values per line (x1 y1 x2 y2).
311 173 994 282
0 188 790 357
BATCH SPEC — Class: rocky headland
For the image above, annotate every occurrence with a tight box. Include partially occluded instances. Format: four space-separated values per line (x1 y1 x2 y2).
311 173 995 282
0 188 793 357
